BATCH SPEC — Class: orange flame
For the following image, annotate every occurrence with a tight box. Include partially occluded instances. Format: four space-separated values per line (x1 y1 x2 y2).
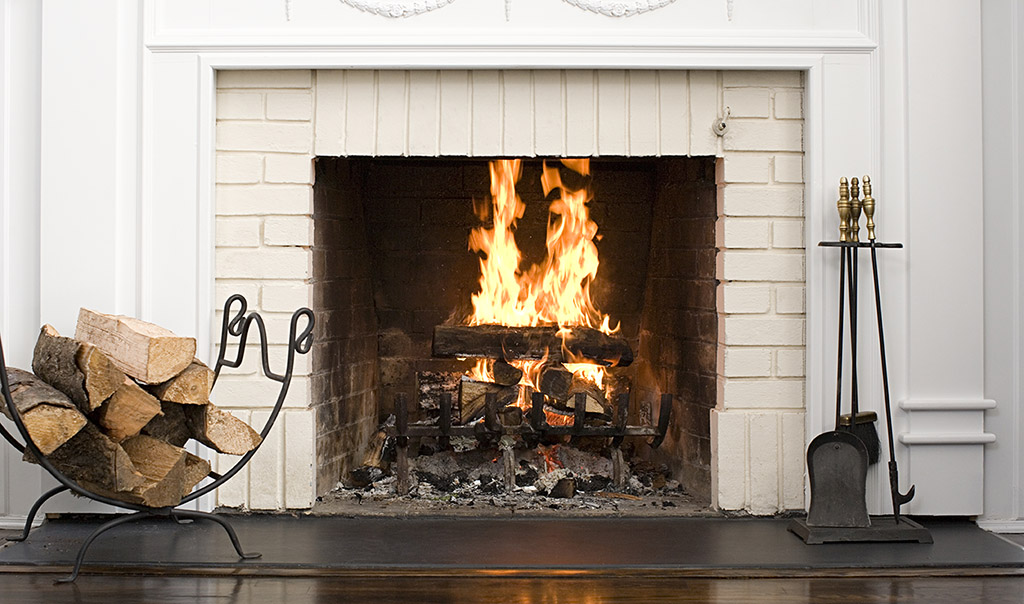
465 158 617 412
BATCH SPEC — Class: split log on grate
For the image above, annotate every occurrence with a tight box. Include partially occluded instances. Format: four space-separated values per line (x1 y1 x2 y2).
432 325 634 367
491 360 523 387
458 376 518 424
538 364 573 400
2 368 88 455
32 325 124 413
26 422 146 492
564 376 610 415
147 360 213 405
75 308 197 385
183 403 262 455
93 378 163 442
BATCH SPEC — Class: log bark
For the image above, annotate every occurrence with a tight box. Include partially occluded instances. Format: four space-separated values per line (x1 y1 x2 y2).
432 325 633 367
141 401 191 447
3 368 88 455
75 308 197 384
491 360 523 387
458 376 517 424
93 378 163 442
31 325 88 407
183 404 262 455
538 365 573 400
28 422 146 492
147 360 213 405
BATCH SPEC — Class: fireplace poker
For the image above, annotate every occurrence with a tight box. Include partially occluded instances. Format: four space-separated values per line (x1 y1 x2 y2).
863 176 915 521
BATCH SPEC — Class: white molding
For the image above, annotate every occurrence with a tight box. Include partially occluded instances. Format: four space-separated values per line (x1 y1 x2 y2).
898 433 996 446
977 520 1024 535
560 0 677 18
0 515 42 531
337 0 459 19
900 398 998 411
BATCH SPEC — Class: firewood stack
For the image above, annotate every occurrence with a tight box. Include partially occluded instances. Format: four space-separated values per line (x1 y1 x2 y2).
1 309 262 508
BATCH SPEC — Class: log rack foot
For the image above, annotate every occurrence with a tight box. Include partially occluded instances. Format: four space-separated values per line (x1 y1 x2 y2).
56 511 148 584
172 509 262 560
6 485 68 542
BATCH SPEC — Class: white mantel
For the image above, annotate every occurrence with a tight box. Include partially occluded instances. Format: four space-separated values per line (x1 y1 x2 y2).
0 0 1014 525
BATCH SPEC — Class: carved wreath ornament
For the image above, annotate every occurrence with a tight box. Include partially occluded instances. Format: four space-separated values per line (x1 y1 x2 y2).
334 0 677 18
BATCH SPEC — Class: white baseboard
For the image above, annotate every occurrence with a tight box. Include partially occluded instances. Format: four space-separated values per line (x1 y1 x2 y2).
0 515 43 530
976 519 1024 533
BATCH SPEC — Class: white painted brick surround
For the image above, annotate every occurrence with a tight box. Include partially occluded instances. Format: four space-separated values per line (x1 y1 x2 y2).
215 69 805 513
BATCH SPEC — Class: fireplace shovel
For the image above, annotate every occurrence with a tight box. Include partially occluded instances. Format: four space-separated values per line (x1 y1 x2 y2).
805 191 870 529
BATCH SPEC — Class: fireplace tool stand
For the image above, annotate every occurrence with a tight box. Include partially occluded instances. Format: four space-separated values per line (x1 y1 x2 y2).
0 294 314 582
790 176 930 544
388 391 672 495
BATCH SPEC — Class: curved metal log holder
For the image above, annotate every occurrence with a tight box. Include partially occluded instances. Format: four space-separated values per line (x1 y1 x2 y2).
0 294 314 582
387 390 672 495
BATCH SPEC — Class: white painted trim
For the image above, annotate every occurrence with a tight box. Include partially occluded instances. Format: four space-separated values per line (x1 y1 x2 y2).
898 433 996 446
0 515 42 531
977 520 1024 535
900 399 998 411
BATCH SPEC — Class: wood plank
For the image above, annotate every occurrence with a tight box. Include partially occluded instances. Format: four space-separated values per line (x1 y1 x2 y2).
471 71 501 155
408 70 439 156
313 70 346 155
659 70 690 155
689 70 720 156
344 71 376 156
628 71 659 156
565 70 596 156
75 308 196 385
502 71 533 156
432 325 634 367
439 70 470 156
533 70 564 156
597 70 627 155
375 70 407 155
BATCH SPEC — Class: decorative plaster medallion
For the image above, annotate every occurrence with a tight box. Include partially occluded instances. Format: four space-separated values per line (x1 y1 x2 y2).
339 0 459 18
560 0 677 17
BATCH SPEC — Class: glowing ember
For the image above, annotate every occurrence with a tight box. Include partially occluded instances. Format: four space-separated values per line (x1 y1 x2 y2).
537 445 564 472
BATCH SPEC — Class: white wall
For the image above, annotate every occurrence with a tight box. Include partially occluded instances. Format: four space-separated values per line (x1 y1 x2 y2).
0 0 1008 520
981 0 1024 530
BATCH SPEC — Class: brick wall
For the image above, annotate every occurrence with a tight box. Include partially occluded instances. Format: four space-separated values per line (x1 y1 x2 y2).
214 69 806 513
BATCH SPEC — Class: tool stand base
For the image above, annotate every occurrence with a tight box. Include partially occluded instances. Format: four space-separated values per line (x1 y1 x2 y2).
788 516 933 544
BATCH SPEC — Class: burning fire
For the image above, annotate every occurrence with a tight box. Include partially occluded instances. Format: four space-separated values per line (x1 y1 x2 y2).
465 158 617 420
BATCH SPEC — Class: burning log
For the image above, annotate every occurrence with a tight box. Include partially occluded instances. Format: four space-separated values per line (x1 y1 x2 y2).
458 376 517 424
432 325 633 367
491 360 523 387
3 368 88 455
538 364 572 400
565 376 610 416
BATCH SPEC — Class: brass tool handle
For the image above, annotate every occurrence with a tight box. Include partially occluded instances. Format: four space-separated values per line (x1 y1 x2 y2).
837 177 850 242
849 177 862 243
862 175 876 242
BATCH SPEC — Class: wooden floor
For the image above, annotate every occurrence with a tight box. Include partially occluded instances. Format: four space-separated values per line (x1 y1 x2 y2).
3 574 1024 603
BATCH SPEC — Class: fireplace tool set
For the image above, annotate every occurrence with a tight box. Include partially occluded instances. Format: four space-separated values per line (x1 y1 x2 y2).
790 176 931 544
0 294 314 582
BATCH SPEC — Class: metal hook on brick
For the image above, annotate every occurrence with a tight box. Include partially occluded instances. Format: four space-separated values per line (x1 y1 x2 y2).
713 107 731 137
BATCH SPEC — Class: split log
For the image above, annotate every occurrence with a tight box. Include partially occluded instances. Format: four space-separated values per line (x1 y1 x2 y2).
491 361 523 387
148 360 213 405
141 401 191 447
182 451 212 496
76 342 127 412
119 434 189 507
31 325 88 408
2 368 87 455
184 404 262 455
433 325 633 367
360 428 389 470
538 365 573 400
93 378 163 442
564 376 610 415
27 422 146 492
457 376 517 424
75 308 196 384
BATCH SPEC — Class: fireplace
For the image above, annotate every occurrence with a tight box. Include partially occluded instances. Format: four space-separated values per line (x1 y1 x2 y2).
211 69 806 514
